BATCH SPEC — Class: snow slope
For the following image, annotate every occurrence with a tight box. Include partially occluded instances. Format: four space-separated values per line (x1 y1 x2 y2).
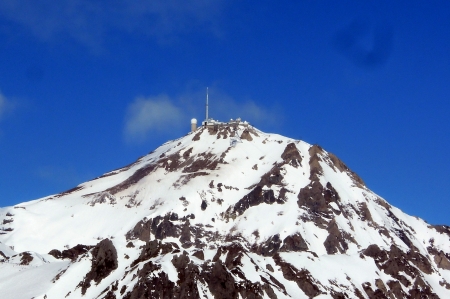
1 122 449 298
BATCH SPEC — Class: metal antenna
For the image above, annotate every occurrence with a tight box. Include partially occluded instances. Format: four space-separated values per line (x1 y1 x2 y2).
205 87 209 123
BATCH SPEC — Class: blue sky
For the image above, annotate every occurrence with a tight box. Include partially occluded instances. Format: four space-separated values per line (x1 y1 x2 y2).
0 1 449 225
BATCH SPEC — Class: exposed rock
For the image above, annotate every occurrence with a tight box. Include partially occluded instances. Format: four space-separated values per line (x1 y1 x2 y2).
201 200 208 211
19 252 33 265
224 243 245 270
54 186 84 198
79 239 118 295
131 240 174 267
253 234 282 257
363 244 434 290
387 280 408 298
106 163 157 195
192 250 204 260
439 279 450 290
324 219 350 254
273 253 322 298
126 213 185 242
308 145 324 180
230 186 277 217
298 181 341 218
361 281 387 299
281 142 302 167
192 130 202 141
357 202 375 225
428 246 450 270
240 130 253 141
258 163 285 188
430 224 450 237
123 261 175 299
172 254 202 298
48 244 93 261
125 219 152 242
2 218 13 224
280 233 309 252
327 152 365 188
183 153 219 173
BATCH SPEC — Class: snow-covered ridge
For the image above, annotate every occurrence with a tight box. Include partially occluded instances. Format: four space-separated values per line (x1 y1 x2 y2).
1 123 449 298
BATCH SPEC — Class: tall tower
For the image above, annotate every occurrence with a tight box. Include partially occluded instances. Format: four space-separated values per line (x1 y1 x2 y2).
205 87 209 124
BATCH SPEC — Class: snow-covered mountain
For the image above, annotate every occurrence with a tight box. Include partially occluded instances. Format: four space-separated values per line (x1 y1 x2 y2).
1 122 449 299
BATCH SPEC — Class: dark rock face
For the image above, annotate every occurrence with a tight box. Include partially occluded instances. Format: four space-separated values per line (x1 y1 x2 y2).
431 224 450 237
131 240 175 268
257 163 285 188
19 252 33 265
49 244 93 261
123 261 176 299
428 246 450 270
123 242 284 299
280 142 302 168
326 152 365 188
231 186 277 217
240 130 253 141
79 239 118 295
251 232 309 260
324 219 349 254
126 213 227 250
126 214 182 242
298 181 341 217
363 244 438 298
308 145 324 180
106 164 157 195
273 253 322 298
254 234 282 257
2 218 13 224
280 233 308 252
55 186 84 198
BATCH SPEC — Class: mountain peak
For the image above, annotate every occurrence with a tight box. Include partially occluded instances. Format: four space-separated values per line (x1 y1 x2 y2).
1 125 449 298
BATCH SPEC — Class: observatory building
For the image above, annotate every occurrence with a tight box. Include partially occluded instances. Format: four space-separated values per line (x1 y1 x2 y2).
190 88 251 147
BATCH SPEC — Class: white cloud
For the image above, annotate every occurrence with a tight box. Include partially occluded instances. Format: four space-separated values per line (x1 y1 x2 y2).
0 93 4 118
124 95 183 142
123 88 281 143
0 0 225 47
203 88 279 127
0 91 10 120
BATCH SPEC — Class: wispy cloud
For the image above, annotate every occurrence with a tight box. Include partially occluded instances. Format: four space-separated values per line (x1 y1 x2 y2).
123 88 280 143
0 0 225 48
124 95 184 142
0 90 12 120
210 93 275 125
0 92 5 119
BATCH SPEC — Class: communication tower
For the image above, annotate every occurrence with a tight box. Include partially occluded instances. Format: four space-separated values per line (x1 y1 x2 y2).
204 87 209 126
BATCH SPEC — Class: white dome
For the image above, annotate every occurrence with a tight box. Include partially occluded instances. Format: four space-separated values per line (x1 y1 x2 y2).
191 118 197 124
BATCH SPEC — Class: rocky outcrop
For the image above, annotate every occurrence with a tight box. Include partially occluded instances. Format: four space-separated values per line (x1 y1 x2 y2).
273 254 322 298
19 252 33 265
363 244 438 298
79 239 118 295
298 181 341 218
281 142 302 168
49 244 93 261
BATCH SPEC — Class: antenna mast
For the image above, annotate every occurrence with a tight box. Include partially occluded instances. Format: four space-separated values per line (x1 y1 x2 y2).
205 87 209 123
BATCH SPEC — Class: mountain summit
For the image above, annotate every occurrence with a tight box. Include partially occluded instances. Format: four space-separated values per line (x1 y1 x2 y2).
1 123 449 298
